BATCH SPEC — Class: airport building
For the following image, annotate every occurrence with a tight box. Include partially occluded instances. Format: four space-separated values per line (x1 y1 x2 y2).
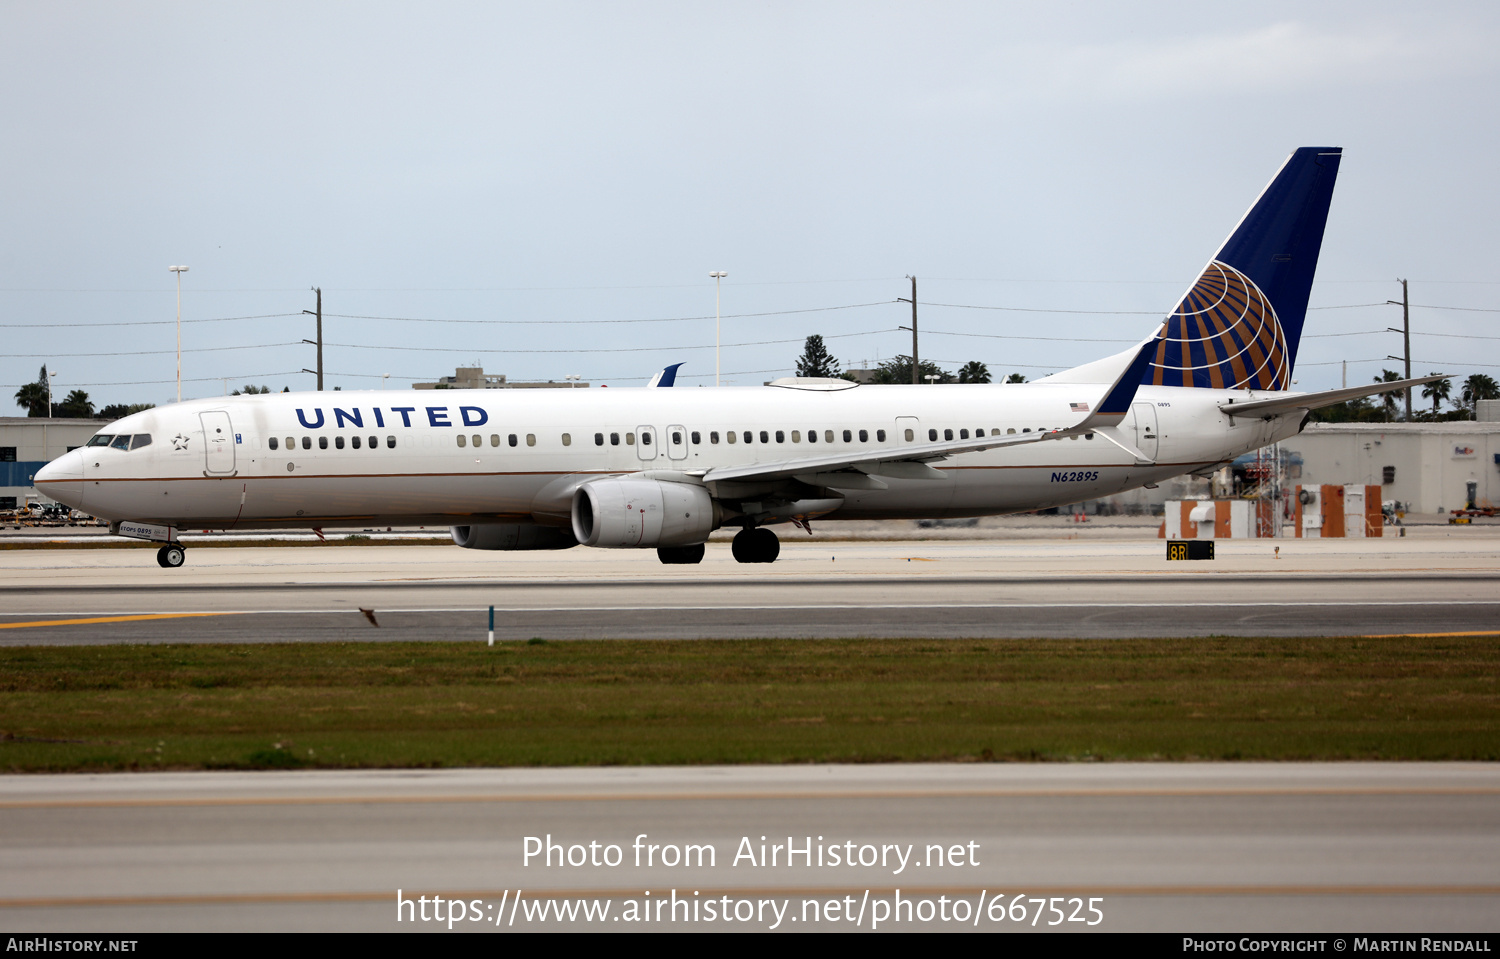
1280 421 1500 512
413 367 589 390
0 417 101 508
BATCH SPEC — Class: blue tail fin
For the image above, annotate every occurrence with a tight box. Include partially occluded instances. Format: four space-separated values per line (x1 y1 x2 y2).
1147 147 1341 390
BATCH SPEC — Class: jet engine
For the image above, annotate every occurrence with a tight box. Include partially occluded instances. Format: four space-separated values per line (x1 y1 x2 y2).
571 478 718 548
450 523 579 550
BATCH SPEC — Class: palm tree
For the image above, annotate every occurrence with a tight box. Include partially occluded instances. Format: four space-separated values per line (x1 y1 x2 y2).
13 365 51 416
57 389 94 418
1461 373 1500 418
1373 369 1403 422
1420 374 1452 417
1004 373 1027 384
957 361 991 384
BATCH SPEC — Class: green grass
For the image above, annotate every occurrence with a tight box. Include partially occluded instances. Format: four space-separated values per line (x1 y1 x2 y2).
0 636 1496 771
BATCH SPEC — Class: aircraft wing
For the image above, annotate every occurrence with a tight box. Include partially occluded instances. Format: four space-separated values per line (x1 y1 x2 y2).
1217 374 1446 418
696 340 1159 485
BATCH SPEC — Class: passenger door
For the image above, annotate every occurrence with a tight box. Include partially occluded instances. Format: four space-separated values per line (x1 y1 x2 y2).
200 411 236 475
1131 402 1159 461
895 415 921 444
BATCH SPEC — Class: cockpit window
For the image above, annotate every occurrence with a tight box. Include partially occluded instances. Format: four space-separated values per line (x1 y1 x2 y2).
110 435 132 450
86 435 115 447
130 434 152 450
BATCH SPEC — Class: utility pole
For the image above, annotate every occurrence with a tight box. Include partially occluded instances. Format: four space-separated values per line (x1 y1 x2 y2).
302 287 324 391
897 275 918 384
169 265 189 402
1386 278 1411 420
709 272 727 386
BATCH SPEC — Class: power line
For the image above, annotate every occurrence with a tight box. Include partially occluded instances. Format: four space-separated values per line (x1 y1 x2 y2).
323 301 896 325
323 329 892 355
7 342 301 358
0 313 302 329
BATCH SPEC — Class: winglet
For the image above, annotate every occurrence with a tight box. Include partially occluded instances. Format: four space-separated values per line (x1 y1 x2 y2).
1078 339 1157 429
647 363 685 388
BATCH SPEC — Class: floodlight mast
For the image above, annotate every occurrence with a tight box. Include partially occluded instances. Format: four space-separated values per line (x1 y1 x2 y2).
168 266 189 402
710 272 727 386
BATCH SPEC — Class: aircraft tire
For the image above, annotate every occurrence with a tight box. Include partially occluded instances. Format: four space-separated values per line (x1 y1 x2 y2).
157 544 186 569
657 544 705 565
750 527 780 563
730 528 757 564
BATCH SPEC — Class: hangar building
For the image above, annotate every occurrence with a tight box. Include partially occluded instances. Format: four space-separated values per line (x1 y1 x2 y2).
1280 421 1500 513
0 417 102 509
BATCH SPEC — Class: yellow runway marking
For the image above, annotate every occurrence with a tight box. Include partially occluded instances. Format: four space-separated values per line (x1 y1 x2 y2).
1360 630 1500 638
0 612 240 630
2 884 1498 909
1 785 1496 810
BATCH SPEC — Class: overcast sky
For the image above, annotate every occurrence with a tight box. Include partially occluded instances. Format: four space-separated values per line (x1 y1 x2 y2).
3 1 1496 407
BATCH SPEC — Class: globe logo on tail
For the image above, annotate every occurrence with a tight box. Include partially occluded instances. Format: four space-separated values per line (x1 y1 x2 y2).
1149 261 1289 391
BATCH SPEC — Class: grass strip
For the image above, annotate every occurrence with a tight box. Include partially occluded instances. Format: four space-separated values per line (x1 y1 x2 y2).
1 636 1496 771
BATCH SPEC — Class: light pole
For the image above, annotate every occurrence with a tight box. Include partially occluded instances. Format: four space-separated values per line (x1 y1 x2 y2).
924 373 939 386
709 271 727 386
382 373 390 390
565 374 581 388
169 265 189 402
47 369 57 418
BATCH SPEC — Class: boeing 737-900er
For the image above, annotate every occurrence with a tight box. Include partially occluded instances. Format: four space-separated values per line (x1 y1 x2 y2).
36 147 1439 568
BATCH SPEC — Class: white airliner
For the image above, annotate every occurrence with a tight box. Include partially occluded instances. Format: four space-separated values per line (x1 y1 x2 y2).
37 147 1436 568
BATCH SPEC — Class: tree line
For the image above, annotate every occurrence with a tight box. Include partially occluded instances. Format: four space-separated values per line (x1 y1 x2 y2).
11 366 285 419
795 335 1027 386
1312 369 1499 423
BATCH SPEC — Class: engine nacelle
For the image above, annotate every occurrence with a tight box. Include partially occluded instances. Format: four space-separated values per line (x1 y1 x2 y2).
450 523 578 550
571 478 717 548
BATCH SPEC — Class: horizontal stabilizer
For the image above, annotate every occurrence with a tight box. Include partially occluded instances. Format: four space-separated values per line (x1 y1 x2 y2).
1218 374 1446 418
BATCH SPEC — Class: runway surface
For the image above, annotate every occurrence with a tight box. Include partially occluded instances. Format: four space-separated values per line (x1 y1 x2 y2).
2 533 1498 642
0 763 1495 932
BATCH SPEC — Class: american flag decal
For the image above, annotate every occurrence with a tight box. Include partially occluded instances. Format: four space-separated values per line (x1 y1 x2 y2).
1070 402 1090 412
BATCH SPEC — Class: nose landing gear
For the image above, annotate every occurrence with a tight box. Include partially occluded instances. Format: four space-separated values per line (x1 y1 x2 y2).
156 544 186 568
731 527 780 564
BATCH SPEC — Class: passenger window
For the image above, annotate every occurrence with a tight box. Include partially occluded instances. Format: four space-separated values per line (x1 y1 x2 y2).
387 436 396 448
807 430 816 443
561 433 571 446
457 435 467 448
960 429 969 439
509 434 518 447
791 430 801 443
710 431 719 444
928 429 937 441
335 436 346 449
595 433 605 446
742 431 752 444
1023 428 1031 433
1007 428 1016 434
672 431 682 445
611 432 620 446
759 431 768 444
268 437 279 451
526 434 536 447
823 430 834 443
626 433 635 445
691 431 701 444
352 436 361 449
904 429 914 442
490 434 499 447
877 429 886 442
726 431 736 444
842 430 852 443
319 436 329 449
775 430 784 443
302 437 312 450
639 433 649 446
472 434 482 447
370 436 378 449
858 429 868 442
110 435 131 450
944 429 953 441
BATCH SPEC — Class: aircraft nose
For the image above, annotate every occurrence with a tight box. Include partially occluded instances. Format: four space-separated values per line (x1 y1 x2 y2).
34 449 85 509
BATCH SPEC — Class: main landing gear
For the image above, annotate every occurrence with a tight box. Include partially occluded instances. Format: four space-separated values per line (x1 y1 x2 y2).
657 543 706 565
156 543 186 568
731 527 780 564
